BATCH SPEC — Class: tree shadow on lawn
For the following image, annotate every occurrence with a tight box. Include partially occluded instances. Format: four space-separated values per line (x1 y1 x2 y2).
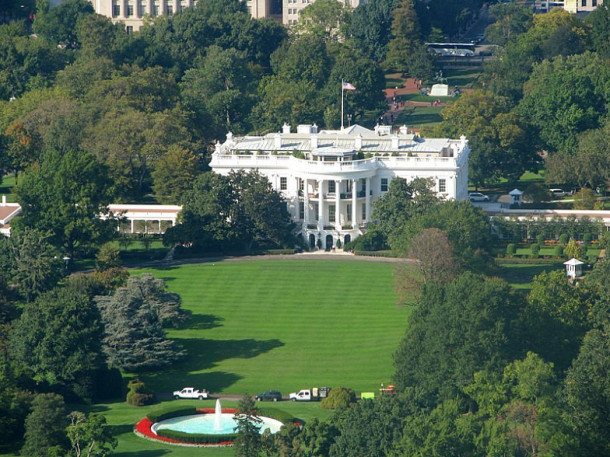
145 338 285 392
497 264 560 286
188 314 224 330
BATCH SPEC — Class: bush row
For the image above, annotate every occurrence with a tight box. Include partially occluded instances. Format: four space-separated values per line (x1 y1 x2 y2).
147 407 197 423
263 249 298 255
258 408 297 424
352 250 400 258
156 429 237 444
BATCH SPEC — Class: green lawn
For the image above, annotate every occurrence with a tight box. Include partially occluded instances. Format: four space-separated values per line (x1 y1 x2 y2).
132 260 408 396
396 105 444 127
496 263 564 290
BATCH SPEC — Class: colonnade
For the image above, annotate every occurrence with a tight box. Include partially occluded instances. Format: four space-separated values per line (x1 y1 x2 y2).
301 177 371 231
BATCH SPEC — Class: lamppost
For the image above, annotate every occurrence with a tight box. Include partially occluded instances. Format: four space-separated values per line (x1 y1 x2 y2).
347 114 352 127
63 256 71 272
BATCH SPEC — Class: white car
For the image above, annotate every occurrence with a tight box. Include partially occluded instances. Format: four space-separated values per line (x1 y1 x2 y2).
469 192 490 202
173 387 209 400
549 188 567 198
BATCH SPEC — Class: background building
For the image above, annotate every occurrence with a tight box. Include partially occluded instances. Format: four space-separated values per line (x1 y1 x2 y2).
210 123 470 249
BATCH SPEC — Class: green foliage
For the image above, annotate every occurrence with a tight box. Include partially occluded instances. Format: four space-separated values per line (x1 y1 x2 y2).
559 233 569 245
94 275 187 372
14 149 115 258
564 239 583 260
10 287 106 398
66 411 117 457
524 182 551 203
156 428 237 444
348 0 398 60
394 273 525 403
530 243 540 257
32 0 94 48
554 245 564 257
168 170 294 253
320 387 356 410
95 242 121 272
0 227 63 302
234 394 262 457
0 387 33 448
564 324 610 455
344 228 388 251
572 187 597 210
151 145 200 204
524 270 588 372
372 177 439 250
126 379 155 406
146 407 196 423
506 243 516 256
21 393 69 457
485 2 533 46
583 233 593 244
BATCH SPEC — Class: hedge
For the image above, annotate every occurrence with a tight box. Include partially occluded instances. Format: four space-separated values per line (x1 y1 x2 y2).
258 408 297 424
147 407 197 423
156 429 237 444
263 249 298 255
353 250 400 258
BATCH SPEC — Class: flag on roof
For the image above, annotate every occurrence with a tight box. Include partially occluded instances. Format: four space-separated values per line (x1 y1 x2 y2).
342 82 356 91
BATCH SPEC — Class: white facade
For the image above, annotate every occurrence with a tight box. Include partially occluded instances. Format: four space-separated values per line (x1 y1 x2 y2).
210 123 470 249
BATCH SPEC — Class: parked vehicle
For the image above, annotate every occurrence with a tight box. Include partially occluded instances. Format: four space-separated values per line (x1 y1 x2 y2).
468 192 490 202
549 188 567 198
254 390 282 402
173 387 209 400
289 387 331 401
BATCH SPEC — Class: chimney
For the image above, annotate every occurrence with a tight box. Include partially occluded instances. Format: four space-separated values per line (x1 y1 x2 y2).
282 123 291 134
399 125 408 136
311 134 318 149
354 133 362 150
312 123 318 134
274 133 282 149
391 135 399 149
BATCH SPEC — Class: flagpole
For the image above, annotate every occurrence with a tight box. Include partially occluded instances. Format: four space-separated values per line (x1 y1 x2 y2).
341 79 344 130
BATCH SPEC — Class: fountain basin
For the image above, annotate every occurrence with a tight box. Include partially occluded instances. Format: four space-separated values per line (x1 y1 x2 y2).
151 413 284 435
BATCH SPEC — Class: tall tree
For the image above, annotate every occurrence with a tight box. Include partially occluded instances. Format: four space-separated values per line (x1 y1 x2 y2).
94 276 186 372
441 90 536 186
394 273 525 403
384 0 424 74
564 324 610 456
485 2 533 46
348 0 398 60
32 0 94 49
372 177 439 249
0 228 63 302
167 170 294 252
233 394 262 457
66 411 117 457
152 145 200 204
14 149 115 257
21 393 69 457
10 288 107 395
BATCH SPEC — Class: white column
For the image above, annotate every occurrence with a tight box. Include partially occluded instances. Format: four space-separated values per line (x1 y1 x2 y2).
304 178 309 228
147 0 153 15
173 0 179 13
121 0 128 17
130 219 135 233
352 179 357 227
158 220 161 233
365 177 371 223
335 180 341 230
318 179 324 230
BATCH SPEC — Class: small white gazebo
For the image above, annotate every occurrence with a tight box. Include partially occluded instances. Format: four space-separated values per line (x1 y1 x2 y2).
509 188 524 206
564 258 584 279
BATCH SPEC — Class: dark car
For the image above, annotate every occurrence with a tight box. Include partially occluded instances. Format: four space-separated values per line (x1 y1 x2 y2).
255 390 282 402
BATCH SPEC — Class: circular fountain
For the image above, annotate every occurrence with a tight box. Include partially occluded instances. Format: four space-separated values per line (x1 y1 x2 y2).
149 399 283 441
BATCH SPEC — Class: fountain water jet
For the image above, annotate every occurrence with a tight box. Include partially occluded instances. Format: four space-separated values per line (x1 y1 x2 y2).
213 398 222 431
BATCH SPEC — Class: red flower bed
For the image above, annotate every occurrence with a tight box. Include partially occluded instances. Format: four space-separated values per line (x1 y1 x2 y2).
134 409 238 446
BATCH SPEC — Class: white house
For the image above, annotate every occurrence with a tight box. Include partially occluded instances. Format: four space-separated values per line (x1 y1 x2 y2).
209 123 470 250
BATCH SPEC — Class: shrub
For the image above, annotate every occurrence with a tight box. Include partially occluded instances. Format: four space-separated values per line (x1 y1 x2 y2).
559 233 569 245
258 408 296 424
147 407 197 423
96 242 121 271
536 234 545 245
264 249 297 255
320 387 356 410
126 379 155 406
583 233 592 245
156 429 237 444
506 244 516 256
564 239 582 259
336 239 342 249
531 243 541 256
554 246 564 258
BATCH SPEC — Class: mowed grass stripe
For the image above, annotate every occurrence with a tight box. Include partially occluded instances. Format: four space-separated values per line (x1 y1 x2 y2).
134 260 410 394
